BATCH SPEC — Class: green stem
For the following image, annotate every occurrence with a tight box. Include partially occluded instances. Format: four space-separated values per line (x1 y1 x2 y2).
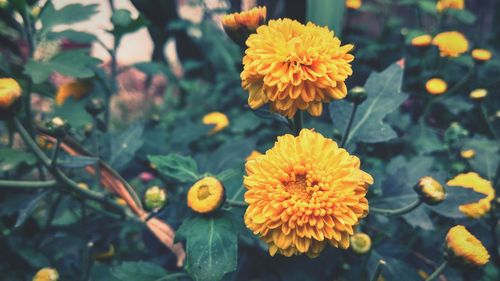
480 102 500 146
425 260 448 281
92 116 101 187
340 103 358 147
0 179 57 189
370 199 422 217
50 138 61 166
226 199 247 208
292 111 304 136
369 259 386 281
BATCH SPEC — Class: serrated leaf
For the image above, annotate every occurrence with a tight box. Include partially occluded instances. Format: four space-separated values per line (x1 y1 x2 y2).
111 261 168 281
330 62 408 146
176 211 238 281
108 123 144 172
40 3 99 30
148 154 200 183
0 147 37 172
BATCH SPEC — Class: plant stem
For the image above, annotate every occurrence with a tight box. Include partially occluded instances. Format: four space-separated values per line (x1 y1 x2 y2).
226 199 247 208
480 102 500 146
425 260 448 281
369 259 386 281
292 111 304 136
0 179 57 188
92 116 101 187
340 103 358 147
105 0 117 130
370 199 422 217
50 138 61 166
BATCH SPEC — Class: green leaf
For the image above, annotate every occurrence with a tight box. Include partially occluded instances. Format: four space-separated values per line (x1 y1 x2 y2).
431 186 487 218
111 9 149 39
53 96 93 128
15 190 52 228
40 2 99 30
0 147 37 172
439 95 474 114
16 246 50 268
463 135 500 180
111 261 168 281
418 1 438 15
148 154 200 183
330 62 408 145
108 123 145 172
176 211 238 281
306 0 345 36
447 9 476 24
57 155 98 169
46 29 97 43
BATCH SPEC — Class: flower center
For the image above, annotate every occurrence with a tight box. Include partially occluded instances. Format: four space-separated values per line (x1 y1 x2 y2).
284 173 320 201
197 185 211 200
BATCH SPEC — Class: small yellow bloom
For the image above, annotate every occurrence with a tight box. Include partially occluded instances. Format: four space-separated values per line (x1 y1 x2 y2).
471 49 492 62
244 129 373 257
469 88 488 100
447 172 495 218
202 112 229 134
246 150 263 161
116 198 127 206
445 225 489 267
241 19 354 118
460 149 475 159
436 0 464 12
414 176 445 205
33 267 59 281
187 177 225 214
425 78 447 95
144 186 167 211
432 31 469 57
411 34 432 47
350 232 371 254
0 78 22 108
222 6 266 44
55 80 92 106
345 0 362 10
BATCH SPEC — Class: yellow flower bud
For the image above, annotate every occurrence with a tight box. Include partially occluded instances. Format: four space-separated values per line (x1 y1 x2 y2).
187 177 225 214
471 49 492 62
77 182 89 190
445 225 489 267
411 34 432 47
33 267 59 281
436 0 464 12
221 6 266 45
460 149 475 159
346 0 362 10
414 176 445 205
349 232 372 254
202 112 229 134
0 78 22 109
432 31 469 57
425 78 447 95
469 88 488 100
144 186 167 211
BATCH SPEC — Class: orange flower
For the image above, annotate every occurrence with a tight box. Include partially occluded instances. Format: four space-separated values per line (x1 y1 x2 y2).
0 78 22 108
241 19 354 118
244 129 373 257
55 80 92 106
425 78 447 95
32 268 59 281
447 172 495 218
432 31 469 57
187 177 225 214
446 225 489 267
471 49 492 62
202 112 229 134
436 0 464 12
410 34 432 47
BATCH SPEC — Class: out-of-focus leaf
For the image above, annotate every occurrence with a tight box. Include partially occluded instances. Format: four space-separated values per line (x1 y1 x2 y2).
148 154 200 183
447 9 476 24
306 0 345 36
330 62 408 146
418 1 438 15
16 246 50 268
57 155 98 168
108 123 144 172
439 96 474 114
431 186 487 218
46 30 97 43
111 261 169 281
406 125 445 154
251 108 290 130
111 9 149 39
463 135 500 180
53 96 93 128
0 147 37 172
368 251 421 281
176 211 238 281
40 2 99 30
15 190 52 228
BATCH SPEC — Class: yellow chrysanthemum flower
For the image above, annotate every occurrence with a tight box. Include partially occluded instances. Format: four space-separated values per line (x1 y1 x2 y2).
32 267 59 281
447 172 495 218
345 0 362 10
425 78 447 95
0 78 22 108
460 149 475 159
350 232 371 254
432 31 469 57
202 112 229 134
436 0 464 12
55 80 92 106
445 225 489 267
414 176 445 205
471 49 492 62
244 129 373 257
469 88 488 100
411 34 432 47
246 150 263 161
222 6 266 43
187 177 225 214
241 19 354 118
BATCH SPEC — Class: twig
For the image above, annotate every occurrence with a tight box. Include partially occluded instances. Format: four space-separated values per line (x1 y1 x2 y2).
370 199 422 217
425 260 448 281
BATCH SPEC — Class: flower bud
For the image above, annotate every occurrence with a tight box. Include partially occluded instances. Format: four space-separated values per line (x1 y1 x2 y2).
46 117 69 138
85 98 105 116
471 49 492 63
0 78 22 110
469 88 488 100
33 267 59 281
187 177 225 214
139 172 154 182
221 6 266 46
83 123 93 137
349 232 372 254
149 114 161 125
460 149 475 159
346 0 362 10
346 86 367 105
445 225 490 267
414 176 445 205
31 6 41 17
425 78 447 95
410 34 432 48
115 198 127 206
144 186 167 211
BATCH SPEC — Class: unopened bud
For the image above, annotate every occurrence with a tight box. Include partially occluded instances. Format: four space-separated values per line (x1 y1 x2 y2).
350 232 372 254
414 176 445 205
85 98 105 115
144 186 167 211
46 117 69 138
347 86 367 105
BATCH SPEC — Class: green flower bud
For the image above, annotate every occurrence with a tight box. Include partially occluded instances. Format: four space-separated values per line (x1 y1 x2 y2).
350 232 372 255
347 86 367 105
144 186 167 211
46 117 69 138
85 98 105 116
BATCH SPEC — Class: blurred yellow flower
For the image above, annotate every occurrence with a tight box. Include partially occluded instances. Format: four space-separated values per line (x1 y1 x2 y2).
0 78 22 108
469 88 488 100
436 0 464 12
144 186 167 211
244 129 373 257
432 31 469 57
116 198 127 206
346 0 362 10
350 232 371 254
202 112 229 134
460 149 475 159
447 172 495 218
410 34 432 47
241 19 354 118
222 6 266 39
445 225 489 267
471 49 492 62
246 150 263 161
55 80 92 106
414 176 445 205
32 268 59 281
425 78 447 95
187 177 225 214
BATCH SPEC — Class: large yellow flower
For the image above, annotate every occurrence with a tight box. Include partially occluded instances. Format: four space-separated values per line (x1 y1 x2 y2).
55 80 92 106
244 129 373 257
432 31 469 57
436 0 464 12
241 19 354 118
445 225 489 267
446 172 495 218
0 78 22 108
